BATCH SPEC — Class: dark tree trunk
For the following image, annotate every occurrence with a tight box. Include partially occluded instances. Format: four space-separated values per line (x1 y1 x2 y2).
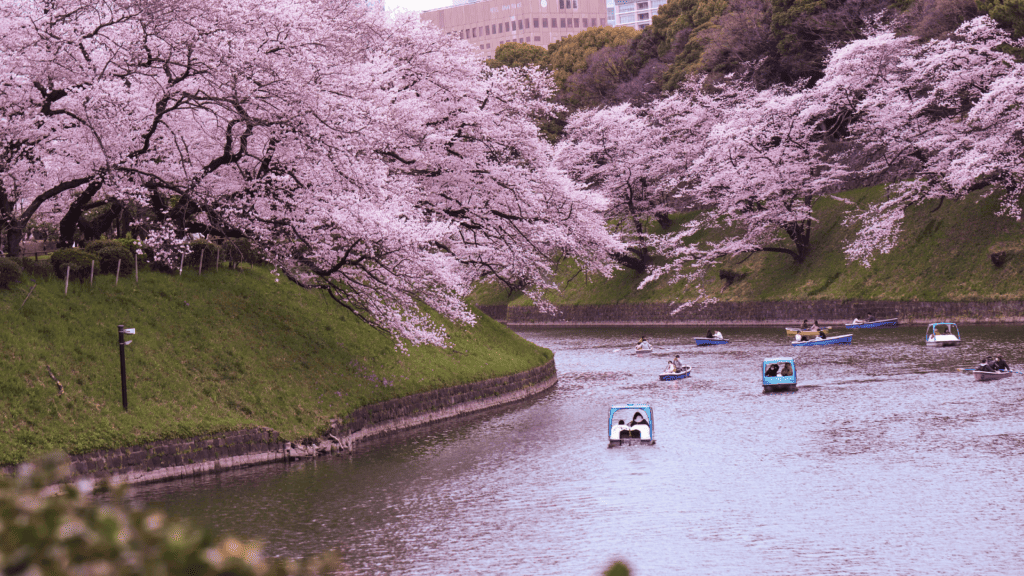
58 181 103 247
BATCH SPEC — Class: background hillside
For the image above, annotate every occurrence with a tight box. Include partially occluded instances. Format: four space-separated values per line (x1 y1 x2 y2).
471 186 1024 307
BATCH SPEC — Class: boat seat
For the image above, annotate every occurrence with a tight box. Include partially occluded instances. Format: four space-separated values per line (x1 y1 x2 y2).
630 430 641 439
619 430 631 439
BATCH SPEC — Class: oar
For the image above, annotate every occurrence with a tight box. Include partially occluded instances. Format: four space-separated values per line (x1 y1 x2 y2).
956 367 975 373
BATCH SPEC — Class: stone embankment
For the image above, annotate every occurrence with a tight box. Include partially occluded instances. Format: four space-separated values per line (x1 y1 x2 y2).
19 359 557 487
477 300 1024 325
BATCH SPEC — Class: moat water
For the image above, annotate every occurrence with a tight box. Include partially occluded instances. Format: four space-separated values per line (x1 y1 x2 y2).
127 325 1024 575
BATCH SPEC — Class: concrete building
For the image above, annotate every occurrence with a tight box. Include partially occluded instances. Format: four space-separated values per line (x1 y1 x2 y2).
421 0 609 59
606 0 670 30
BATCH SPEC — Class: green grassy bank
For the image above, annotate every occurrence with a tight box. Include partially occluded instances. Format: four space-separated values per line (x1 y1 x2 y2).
473 187 1024 307
0 267 551 466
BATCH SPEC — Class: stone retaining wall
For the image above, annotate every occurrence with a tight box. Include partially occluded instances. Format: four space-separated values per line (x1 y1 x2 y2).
7 359 557 487
485 300 1024 325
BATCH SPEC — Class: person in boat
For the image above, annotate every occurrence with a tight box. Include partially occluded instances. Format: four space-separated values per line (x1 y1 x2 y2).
706 329 714 339
711 330 724 340
636 337 652 351
780 363 793 377
765 363 779 377
811 319 820 330
794 334 807 342
993 356 1010 371
630 412 649 428
852 316 864 325
976 356 994 371
867 312 876 322
801 319 809 330
815 330 827 340
672 355 685 372
612 419 630 439
665 360 677 373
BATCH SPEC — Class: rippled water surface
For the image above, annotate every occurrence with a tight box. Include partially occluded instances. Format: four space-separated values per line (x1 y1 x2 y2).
128 325 1024 575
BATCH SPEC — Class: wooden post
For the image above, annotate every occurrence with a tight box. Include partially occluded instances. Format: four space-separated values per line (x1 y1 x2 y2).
179 252 185 275
135 252 138 284
115 259 121 286
20 283 36 308
118 325 128 411
216 246 220 271
90 260 95 286
199 249 205 276
64 265 70 295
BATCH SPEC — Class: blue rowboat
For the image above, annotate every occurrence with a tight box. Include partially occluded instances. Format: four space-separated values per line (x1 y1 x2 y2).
695 337 730 346
791 333 852 346
659 368 691 381
845 317 899 329
762 357 797 392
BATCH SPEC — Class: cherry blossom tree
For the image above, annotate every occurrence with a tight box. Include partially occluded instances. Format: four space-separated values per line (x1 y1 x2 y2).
0 0 620 346
557 103 668 274
819 17 1024 264
638 79 848 297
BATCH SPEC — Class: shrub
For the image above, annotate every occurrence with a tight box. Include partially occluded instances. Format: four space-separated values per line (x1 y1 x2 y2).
0 453 336 576
82 239 123 253
49 248 99 281
185 239 218 268
0 257 21 289
97 244 135 274
17 257 53 279
221 237 262 267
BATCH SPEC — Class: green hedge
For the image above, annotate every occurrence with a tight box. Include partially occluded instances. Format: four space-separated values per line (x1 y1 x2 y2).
0 258 21 289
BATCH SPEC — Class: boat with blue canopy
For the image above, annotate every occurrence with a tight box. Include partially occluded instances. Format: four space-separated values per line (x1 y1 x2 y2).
925 322 960 347
762 358 797 392
608 404 655 446
845 317 898 329
791 333 852 346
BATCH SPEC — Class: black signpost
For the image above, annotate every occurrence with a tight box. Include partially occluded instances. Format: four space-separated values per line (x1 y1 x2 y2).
117 325 134 411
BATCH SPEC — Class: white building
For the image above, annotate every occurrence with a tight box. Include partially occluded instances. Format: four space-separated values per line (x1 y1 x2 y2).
606 0 669 30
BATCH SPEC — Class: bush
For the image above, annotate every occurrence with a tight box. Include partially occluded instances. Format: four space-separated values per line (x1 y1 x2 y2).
82 239 123 253
97 244 135 274
185 239 218 268
49 248 99 281
0 454 336 576
17 257 53 279
0 257 22 289
221 237 262 267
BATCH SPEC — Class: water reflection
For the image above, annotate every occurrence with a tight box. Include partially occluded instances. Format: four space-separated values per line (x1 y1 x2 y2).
127 325 1024 575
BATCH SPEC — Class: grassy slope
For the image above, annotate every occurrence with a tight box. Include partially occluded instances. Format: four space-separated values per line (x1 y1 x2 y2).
472 187 1024 306
0 267 551 465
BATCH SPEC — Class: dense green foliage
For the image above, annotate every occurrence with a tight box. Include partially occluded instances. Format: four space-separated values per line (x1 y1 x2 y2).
0 454 335 576
0 258 21 289
0 266 552 465
471 188 1024 306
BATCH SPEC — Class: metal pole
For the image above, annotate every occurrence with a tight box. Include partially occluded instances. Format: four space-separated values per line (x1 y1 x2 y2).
118 324 128 411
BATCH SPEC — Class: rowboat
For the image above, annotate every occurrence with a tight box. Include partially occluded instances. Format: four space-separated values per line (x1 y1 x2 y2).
845 317 898 329
659 367 691 381
608 404 655 446
973 370 1013 382
762 357 796 392
791 334 852 346
925 323 960 347
785 327 831 337
695 337 729 346
635 342 654 354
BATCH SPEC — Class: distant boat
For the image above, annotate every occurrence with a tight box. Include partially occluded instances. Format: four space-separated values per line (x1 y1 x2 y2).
785 327 831 336
762 357 797 392
659 367 691 381
845 317 899 329
791 334 852 347
974 370 1012 382
695 337 729 346
608 404 655 446
925 323 960 347
635 341 654 354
